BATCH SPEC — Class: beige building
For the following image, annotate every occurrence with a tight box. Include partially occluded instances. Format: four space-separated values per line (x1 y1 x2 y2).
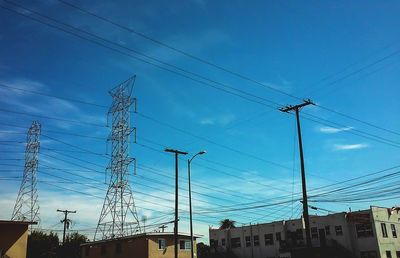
0 220 37 258
209 206 400 258
80 232 200 258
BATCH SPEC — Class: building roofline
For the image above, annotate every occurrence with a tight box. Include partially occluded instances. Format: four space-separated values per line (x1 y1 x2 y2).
81 232 203 246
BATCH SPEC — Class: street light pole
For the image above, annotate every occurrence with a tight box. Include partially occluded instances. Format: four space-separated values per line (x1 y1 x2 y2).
165 148 188 258
188 151 206 258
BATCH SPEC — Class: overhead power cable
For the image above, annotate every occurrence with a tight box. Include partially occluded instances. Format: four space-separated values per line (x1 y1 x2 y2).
1 1 399 145
54 0 400 138
1 1 399 151
56 0 303 102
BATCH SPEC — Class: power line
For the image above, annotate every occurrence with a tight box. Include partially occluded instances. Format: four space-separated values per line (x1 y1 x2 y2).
0 83 108 108
0 107 106 127
1 1 398 147
56 0 303 102
2 1 399 152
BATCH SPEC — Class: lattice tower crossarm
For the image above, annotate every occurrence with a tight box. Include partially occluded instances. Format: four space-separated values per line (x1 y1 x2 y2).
94 76 141 240
11 121 41 226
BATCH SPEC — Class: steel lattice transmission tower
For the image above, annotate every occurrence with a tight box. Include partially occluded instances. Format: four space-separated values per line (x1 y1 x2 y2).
11 121 41 225
95 76 141 240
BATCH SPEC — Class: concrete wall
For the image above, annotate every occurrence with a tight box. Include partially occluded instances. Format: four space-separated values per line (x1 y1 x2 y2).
209 208 400 258
371 207 400 258
0 223 29 258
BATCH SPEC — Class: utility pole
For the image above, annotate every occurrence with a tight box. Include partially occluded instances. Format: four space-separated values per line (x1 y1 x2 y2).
279 99 314 249
165 148 188 258
57 209 76 245
159 225 168 232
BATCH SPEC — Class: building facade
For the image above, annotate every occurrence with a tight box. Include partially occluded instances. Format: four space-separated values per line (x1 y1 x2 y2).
209 206 400 258
80 232 199 258
0 220 37 258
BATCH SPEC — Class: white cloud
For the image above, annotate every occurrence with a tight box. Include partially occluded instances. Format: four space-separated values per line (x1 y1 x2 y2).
199 114 235 126
318 126 353 133
333 143 369 151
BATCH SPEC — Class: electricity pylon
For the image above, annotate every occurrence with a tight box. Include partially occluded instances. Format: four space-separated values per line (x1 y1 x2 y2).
11 121 41 228
94 76 141 240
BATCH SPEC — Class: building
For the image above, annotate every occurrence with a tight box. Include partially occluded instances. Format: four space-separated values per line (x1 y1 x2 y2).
80 232 201 258
209 206 400 258
0 220 37 258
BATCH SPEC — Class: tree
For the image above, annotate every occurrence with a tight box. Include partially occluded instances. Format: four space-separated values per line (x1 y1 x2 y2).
58 232 88 258
28 231 59 258
219 219 236 229
197 242 211 258
27 231 88 258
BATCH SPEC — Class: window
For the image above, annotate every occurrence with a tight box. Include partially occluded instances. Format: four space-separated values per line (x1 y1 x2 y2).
325 225 330 235
396 251 400 258
221 238 226 246
101 245 106 256
386 251 392 258
115 242 122 254
311 227 318 239
356 223 374 238
253 235 259 246
210 239 218 248
296 229 304 240
264 234 274 246
85 246 90 257
276 232 281 241
382 223 388 238
391 224 397 238
231 237 241 248
335 226 343 236
158 239 166 250
245 236 251 247
179 240 191 250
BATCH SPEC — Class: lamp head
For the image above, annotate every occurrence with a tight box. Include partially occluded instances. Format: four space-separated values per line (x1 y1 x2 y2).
198 150 207 155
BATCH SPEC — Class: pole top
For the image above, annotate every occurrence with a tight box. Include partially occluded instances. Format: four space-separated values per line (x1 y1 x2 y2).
279 99 315 113
164 148 188 155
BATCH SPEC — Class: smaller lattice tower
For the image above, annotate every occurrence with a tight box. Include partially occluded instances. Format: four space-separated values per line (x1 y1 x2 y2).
94 76 141 240
11 121 41 226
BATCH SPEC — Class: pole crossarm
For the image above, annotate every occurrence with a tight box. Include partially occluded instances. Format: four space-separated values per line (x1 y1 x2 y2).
279 99 315 113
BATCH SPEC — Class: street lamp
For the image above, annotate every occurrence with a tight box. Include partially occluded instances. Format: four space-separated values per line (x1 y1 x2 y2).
188 150 206 258
165 148 188 258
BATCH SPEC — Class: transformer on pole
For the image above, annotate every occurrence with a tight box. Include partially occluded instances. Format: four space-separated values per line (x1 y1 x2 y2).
94 76 141 240
11 121 41 229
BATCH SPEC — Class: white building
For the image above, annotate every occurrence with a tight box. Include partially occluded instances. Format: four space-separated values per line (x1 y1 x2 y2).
209 206 400 258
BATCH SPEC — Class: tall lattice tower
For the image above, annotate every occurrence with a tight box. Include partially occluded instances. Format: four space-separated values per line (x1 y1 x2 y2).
94 76 141 240
11 121 41 225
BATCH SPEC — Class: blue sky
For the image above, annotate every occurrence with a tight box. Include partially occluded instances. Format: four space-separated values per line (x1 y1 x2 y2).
0 0 400 242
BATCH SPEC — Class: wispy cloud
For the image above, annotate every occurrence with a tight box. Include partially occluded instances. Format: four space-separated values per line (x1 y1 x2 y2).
333 143 369 151
318 126 353 134
199 114 235 126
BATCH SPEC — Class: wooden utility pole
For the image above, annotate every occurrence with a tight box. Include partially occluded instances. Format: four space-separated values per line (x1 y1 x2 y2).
280 99 314 249
165 148 188 258
57 209 76 245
